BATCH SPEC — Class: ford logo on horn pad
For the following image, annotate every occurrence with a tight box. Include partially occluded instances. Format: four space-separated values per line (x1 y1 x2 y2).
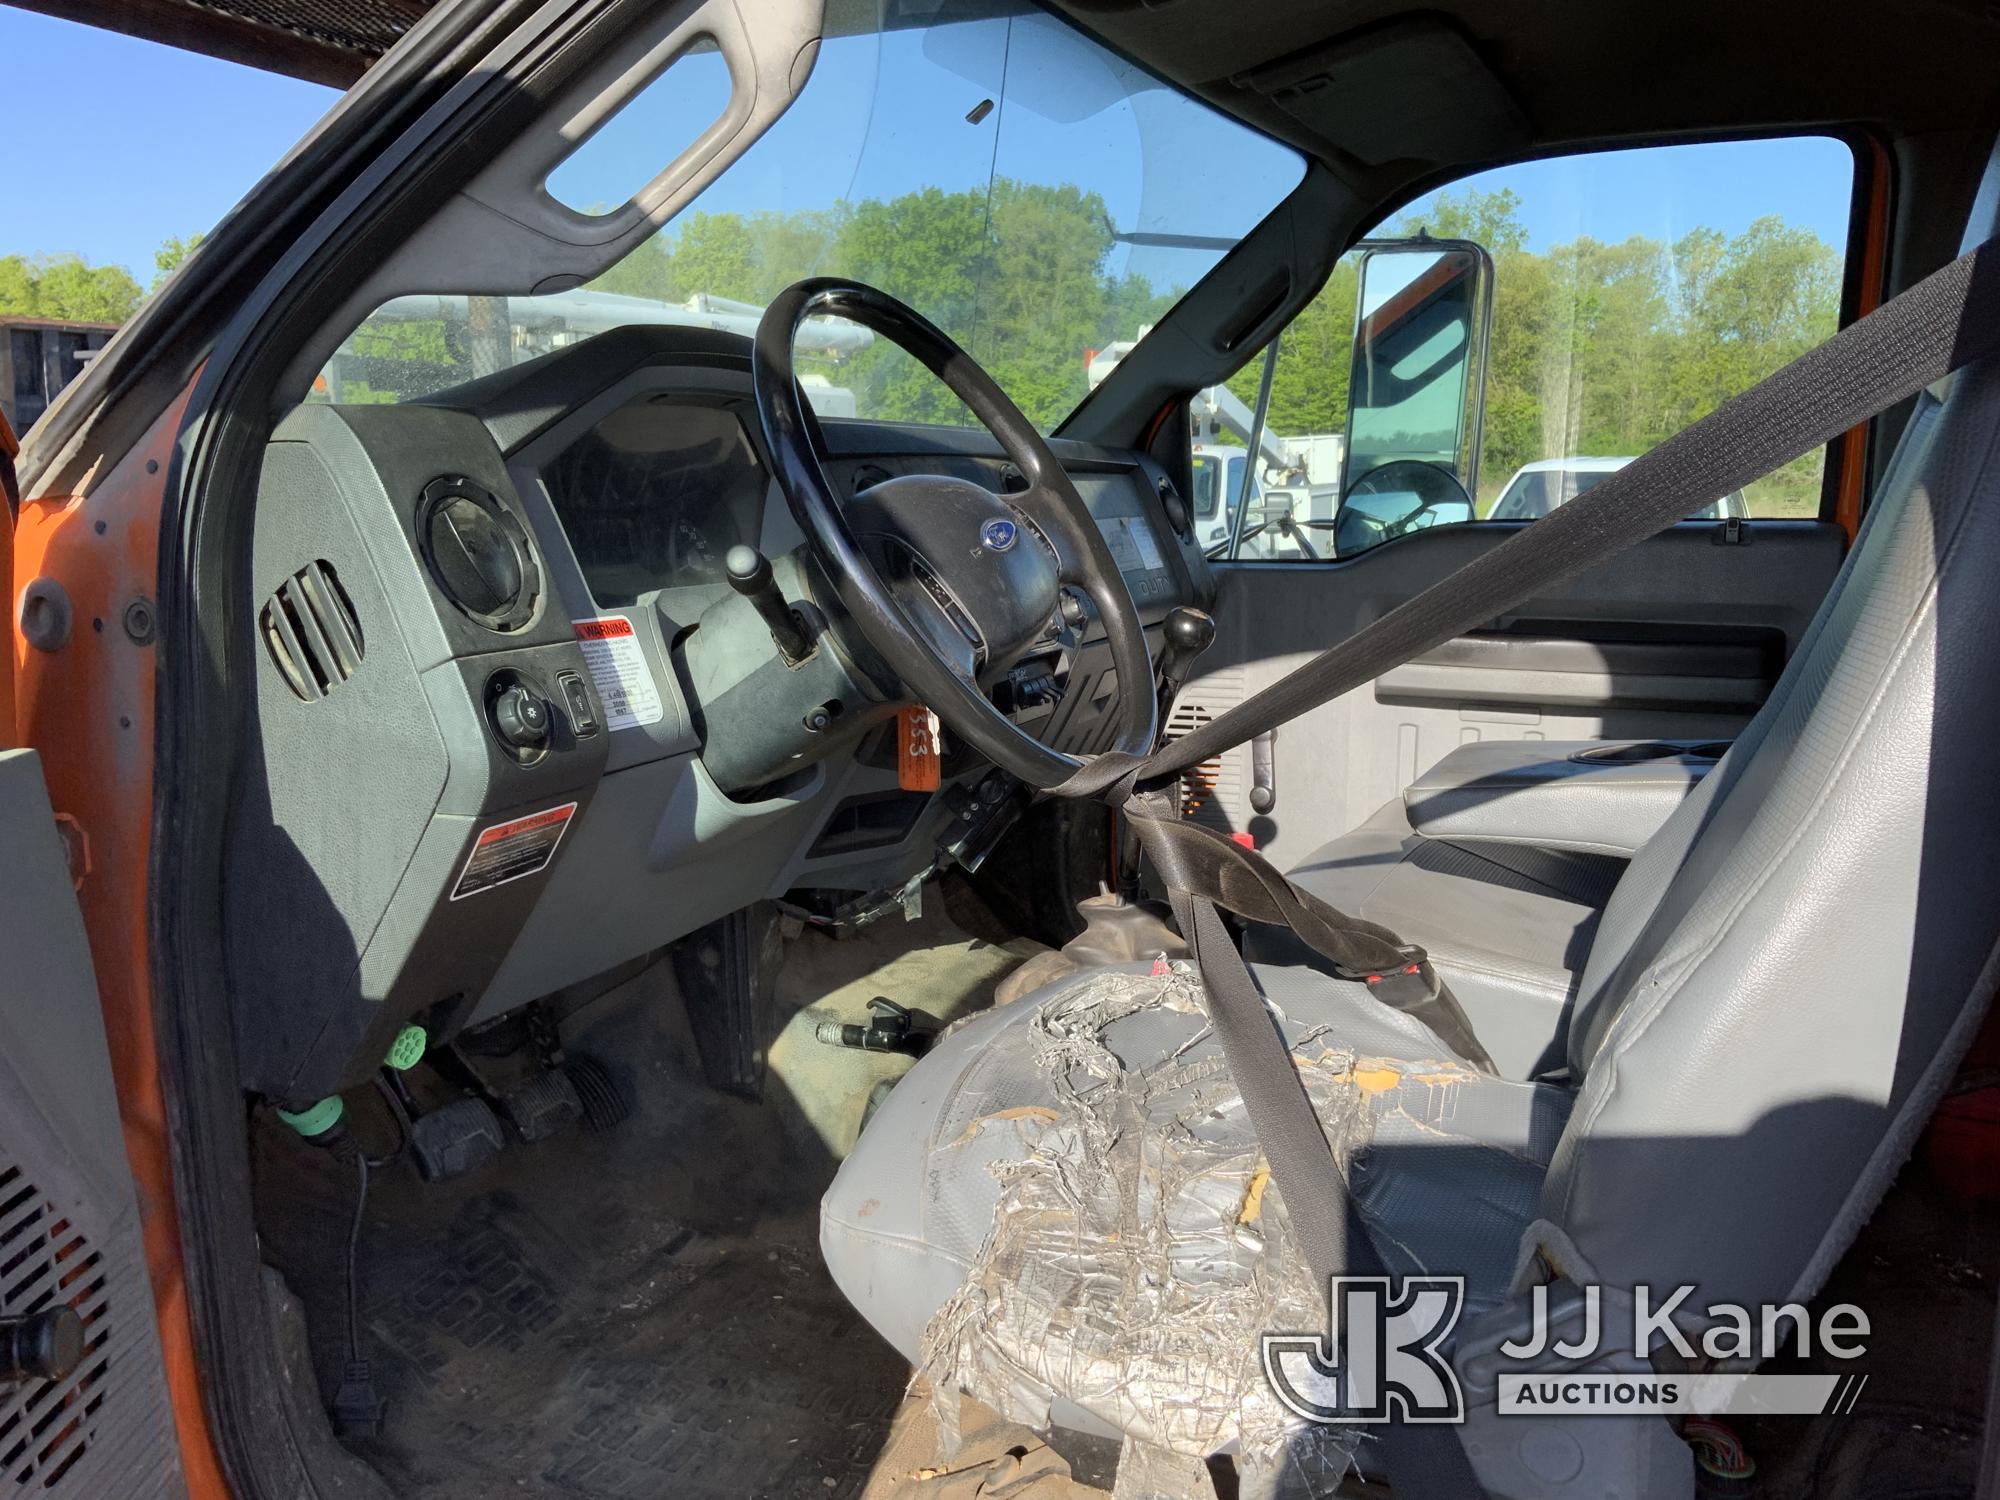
980 517 1019 553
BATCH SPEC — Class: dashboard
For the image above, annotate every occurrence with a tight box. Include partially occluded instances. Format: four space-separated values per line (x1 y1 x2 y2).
226 323 1210 1105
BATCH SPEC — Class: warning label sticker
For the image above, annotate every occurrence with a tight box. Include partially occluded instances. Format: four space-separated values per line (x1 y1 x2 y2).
450 802 578 901
573 616 664 730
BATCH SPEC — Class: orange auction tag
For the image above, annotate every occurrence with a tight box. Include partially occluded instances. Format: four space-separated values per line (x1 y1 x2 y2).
898 705 942 791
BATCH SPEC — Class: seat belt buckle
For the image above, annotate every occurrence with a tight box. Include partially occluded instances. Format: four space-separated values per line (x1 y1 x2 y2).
1363 962 1424 987
1351 945 1435 1004
1353 943 1428 986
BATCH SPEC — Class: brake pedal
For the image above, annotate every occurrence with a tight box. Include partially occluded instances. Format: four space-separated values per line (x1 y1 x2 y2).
497 1068 584 1143
409 1095 505 1181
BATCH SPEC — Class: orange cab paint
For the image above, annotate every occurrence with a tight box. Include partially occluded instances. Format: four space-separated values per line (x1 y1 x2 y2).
1835 136 1893 541
13 384 230 1499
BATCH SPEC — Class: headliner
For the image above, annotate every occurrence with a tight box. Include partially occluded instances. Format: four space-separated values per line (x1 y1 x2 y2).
16 0 2000 157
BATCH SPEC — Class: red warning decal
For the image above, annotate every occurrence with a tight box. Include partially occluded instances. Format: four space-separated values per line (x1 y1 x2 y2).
573 616 664 730
449 801 578 901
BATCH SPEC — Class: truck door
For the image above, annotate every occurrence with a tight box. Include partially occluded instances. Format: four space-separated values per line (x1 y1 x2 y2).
0 738 186 1492
1179 135 1867 872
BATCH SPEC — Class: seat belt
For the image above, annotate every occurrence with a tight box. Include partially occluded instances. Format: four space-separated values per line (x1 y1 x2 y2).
1054 237 2000 1494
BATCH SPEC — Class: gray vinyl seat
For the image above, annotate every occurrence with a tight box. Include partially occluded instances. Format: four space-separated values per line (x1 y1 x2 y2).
822 153 2000 1495
1244 798 1624 1079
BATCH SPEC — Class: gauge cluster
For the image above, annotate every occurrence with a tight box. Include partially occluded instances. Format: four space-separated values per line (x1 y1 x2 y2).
539 397 768 603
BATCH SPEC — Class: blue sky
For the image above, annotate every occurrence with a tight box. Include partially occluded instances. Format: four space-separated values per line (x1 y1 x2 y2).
1405 136 1854 257
5 7 1853 295
2 10 336 281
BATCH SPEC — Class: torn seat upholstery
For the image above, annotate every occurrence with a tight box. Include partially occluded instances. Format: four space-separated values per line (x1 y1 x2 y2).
821 960 1568 1482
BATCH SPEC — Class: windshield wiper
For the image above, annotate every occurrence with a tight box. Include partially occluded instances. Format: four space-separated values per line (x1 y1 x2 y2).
1111 230 1241 251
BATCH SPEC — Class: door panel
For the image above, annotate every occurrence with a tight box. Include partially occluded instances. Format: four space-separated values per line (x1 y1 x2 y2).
1377 628 1779 714
0 749 185 1497
1182 519 1845 872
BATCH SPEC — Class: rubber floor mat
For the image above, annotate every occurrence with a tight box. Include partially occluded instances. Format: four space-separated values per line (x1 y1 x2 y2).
251 926 1092 1499
273 1172 911 1499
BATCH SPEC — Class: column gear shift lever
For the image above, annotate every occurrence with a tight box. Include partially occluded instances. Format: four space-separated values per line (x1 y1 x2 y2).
1154 605 1216 737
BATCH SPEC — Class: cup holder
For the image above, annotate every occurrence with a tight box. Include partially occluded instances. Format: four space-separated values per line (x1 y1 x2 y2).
1569 739 1731 765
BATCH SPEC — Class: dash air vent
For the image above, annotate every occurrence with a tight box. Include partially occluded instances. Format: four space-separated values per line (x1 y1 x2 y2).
0 1159 111 1489
1163 665 1246 830
417 475 540 632
261 560 364 702
1164 700 1222 820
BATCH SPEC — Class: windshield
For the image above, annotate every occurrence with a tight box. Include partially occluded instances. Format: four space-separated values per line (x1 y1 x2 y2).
320 1 1303 427
1190 451 1259 521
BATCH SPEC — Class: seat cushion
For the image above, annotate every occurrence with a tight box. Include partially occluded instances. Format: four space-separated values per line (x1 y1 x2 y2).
1245 800 1621 1078
821 961 1570 1463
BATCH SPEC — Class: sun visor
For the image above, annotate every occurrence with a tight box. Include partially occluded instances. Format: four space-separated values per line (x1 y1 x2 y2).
1232 16 1528 169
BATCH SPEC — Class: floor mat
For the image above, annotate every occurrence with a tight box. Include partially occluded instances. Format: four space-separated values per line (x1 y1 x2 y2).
254 923 1113 1500
279 1171 914 1500
766 903 1045 1162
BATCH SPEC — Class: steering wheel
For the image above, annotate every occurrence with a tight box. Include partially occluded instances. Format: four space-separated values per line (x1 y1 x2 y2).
753 279 1157 789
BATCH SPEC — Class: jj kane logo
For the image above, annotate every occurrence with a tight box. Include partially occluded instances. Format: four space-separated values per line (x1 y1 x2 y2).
1261 1277 1467 1423
1263 1278 1871 1423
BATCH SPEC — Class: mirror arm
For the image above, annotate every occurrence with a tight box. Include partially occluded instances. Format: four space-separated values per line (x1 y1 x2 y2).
1226 336 1282 561
1463 240 1497 499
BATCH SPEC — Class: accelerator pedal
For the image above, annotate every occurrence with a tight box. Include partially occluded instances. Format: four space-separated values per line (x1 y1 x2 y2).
671 905 782 1099
564 1055 629 1133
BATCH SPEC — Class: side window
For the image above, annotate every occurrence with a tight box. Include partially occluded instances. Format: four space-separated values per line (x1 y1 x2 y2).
1213 137 1855 560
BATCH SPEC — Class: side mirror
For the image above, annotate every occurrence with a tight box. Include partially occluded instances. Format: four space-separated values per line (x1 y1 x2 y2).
1340 238 1493 524
1333 459 1475 558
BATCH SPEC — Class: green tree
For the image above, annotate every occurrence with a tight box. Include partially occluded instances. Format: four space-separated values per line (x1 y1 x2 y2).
1102 271 1178 348
975 181 1118 427
746 208 845 301
153 233 207 288
589 232 675 302
668 211 761 303
0 257 36 316
1197 183 1842 518
0 254 143 321
1393 185 1530 255
830 186 991 425
314 163 1843 493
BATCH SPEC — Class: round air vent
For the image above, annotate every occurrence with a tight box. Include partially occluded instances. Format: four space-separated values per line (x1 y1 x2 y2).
416 476 540 632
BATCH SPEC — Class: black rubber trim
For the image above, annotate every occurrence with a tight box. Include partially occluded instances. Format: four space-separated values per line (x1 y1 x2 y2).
146 3 677 1498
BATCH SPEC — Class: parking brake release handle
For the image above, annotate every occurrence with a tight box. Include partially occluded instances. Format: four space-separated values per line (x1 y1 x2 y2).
1250 729 1276 814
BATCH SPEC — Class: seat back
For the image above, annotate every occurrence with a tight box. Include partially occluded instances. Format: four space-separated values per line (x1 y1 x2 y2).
1545 149 2000 1311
